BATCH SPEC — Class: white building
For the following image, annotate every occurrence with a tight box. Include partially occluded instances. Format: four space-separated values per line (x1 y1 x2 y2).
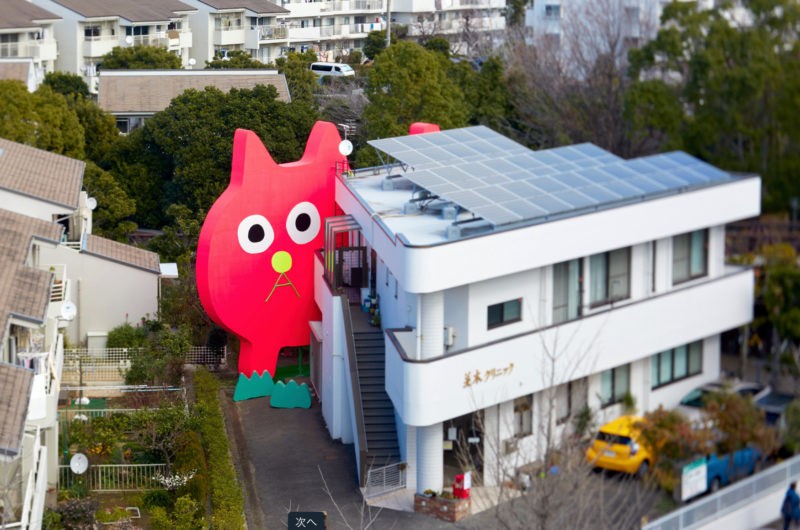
0 0 60 83
30 0 197 92
184 0 504 66
312 125 759 494
0 137 161 350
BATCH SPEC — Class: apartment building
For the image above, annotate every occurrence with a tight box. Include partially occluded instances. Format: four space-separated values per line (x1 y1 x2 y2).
0 1 60 85
304 123 759 494
184 0 504 66
30 0 197 92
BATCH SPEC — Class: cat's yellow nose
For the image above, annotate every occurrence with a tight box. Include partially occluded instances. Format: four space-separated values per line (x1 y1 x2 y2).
272 251 292 273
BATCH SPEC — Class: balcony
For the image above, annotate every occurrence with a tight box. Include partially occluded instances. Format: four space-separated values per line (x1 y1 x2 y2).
83 35 120 58
0 39 58 62
214 27 246 46
22 333 63 428
385 267 755 426
246 25 288 47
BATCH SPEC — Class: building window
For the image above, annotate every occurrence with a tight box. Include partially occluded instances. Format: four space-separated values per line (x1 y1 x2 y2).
514 395 532 436
84 26 100 38
600 364 630 407
553 258 582 324
487 299 522 329
589 248 630 306
544 4 561 20
651 341 703 389
556 378 587 424
672 229 707 284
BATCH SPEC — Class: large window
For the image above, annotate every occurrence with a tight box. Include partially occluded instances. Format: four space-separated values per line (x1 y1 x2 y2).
589 248 630 306
514 395 532 437
553 258 582 324
651 341 703 388
672 229 707 284
556 378 588 424
487 299 522 329
600 364 630 407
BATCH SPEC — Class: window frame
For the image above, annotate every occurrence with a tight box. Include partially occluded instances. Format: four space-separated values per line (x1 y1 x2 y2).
589 247 631 308
552 258 583 324
600 364 630 407
651 341 703 389
672 229 708 285
487 298 522 329
513 395 533 437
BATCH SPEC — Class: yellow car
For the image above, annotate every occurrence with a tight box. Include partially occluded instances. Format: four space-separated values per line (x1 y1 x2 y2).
585 415 652 477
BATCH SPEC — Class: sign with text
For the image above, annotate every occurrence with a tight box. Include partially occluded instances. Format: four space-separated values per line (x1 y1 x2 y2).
681 458 707 501
288 511 326 529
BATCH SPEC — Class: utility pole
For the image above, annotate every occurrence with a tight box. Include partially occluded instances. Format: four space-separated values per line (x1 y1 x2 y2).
386 0 391 47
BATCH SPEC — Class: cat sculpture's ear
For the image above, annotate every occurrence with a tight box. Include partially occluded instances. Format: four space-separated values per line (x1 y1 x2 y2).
230 129 278 186
295 121 345 167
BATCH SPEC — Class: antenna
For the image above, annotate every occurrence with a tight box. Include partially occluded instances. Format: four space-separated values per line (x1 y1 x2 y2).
86 197 97 210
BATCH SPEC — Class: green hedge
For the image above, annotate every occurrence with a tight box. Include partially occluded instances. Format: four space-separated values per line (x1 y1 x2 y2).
194 368 246 530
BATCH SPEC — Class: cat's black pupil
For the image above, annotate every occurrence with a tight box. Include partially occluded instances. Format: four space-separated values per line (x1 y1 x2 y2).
248 224 265 242
296 213 311 232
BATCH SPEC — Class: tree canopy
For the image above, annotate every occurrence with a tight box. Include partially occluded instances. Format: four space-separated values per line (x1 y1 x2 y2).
101 45 182 69
206 50 269 69
43 71 90 99
109 84 318 227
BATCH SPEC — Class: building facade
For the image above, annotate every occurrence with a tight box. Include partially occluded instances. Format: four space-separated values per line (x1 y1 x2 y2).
308 124 759 494
0 1 60 84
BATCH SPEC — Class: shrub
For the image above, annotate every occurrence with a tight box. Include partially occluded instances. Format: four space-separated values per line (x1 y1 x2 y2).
194 368 245 529
173 431 209 505
141 489 173 510
55 498 98 530
42 508 63 530
95 506 129 523
106 323 148 349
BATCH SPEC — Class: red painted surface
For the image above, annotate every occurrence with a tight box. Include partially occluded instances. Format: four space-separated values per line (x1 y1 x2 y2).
196 122 345 378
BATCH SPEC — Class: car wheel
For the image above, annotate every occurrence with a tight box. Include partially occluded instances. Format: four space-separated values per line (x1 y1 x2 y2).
637 460 649 479
710 478 721 493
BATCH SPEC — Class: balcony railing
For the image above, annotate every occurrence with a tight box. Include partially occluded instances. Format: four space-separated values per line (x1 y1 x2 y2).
0 39 57 60
253 25 289 40
58 463 168 492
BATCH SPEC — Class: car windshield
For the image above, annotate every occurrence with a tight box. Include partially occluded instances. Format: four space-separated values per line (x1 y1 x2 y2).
680 388 709 408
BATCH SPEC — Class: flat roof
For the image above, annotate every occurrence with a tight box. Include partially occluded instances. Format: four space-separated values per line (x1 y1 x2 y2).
349 126 745 245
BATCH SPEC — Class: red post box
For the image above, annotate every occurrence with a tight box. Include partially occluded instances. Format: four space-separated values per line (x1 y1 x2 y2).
453 472 471 499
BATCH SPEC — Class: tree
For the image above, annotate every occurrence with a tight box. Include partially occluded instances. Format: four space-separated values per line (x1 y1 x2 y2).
358 41 469 165
628 0 800 211
101 45 182 69
67 94 121 165
423 36 451 58
703 392 778 456
129 404 195 469
450 56 512 132
273 50 318 105
43 71 90 98
82 162 137 241
0 81 85 158
206 50 269 69
109 84 318 227
362 30 388 60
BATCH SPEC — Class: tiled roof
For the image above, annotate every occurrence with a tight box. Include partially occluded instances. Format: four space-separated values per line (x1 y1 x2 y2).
97 70 291 114
0 60 34 85
193 0 288 14
0 0 61 30
49 0 197 22
0 137 85 209
84 234 161 274
0 209 63 335
0 362 34 460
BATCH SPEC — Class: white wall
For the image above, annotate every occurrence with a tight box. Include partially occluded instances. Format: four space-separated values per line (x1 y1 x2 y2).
0 190 72 222
37 245 158 345
31 0 81 75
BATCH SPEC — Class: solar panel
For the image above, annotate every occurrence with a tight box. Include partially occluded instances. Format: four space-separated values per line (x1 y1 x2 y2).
367 126 734 227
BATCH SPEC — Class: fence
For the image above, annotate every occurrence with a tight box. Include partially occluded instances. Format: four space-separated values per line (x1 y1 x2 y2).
59 408 138 429
58 463 168 492
643 453 800 530
62 346 228 384
365 461 407 498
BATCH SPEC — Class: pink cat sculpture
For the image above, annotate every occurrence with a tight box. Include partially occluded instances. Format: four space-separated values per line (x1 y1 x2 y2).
196 122 346 399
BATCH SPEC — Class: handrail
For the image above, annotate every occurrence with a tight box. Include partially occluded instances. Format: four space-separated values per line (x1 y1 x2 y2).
340 296 370 485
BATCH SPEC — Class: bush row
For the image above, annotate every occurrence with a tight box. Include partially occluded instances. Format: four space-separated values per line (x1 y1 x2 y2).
194 368 246 530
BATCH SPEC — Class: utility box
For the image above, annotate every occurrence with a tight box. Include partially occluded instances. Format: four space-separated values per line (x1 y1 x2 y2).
453 472 471 499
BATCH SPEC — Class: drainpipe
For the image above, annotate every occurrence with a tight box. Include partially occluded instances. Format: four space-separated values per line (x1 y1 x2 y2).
416 291 444 494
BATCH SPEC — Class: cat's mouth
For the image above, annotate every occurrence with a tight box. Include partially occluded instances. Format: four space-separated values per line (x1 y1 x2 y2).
265 272 300 303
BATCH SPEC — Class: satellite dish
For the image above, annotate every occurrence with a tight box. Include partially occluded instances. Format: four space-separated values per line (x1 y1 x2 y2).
125 35 133 45
86 197 97 211
188 58 197 66
338 140 353 157
60 301 77 321
70 453 88 475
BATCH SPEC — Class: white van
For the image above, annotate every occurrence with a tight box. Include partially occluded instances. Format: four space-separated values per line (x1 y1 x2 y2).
310 62 355 78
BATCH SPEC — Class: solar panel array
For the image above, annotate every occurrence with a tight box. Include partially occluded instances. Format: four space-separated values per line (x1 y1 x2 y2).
368 126 733 227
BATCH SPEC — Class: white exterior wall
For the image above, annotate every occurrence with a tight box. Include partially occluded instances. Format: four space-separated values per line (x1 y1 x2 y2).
0 190 72 222
37 245 158 346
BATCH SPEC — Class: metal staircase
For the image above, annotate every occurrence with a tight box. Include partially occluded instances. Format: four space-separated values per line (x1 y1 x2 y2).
354 331 400 464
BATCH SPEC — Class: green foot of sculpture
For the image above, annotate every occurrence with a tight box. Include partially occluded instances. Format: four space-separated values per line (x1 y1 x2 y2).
270 380 312 409
233 371 274 401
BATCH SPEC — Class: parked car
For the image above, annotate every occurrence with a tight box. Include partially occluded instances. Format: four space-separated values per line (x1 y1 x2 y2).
705 446 761 493
585 415 652 477
677 379 771 425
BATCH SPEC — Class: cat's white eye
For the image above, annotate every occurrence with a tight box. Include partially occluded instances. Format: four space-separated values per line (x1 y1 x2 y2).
237 214 274 254
286 202 320 245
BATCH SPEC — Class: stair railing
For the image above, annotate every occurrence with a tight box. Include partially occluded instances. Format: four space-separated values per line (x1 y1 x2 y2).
340 296 370 485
